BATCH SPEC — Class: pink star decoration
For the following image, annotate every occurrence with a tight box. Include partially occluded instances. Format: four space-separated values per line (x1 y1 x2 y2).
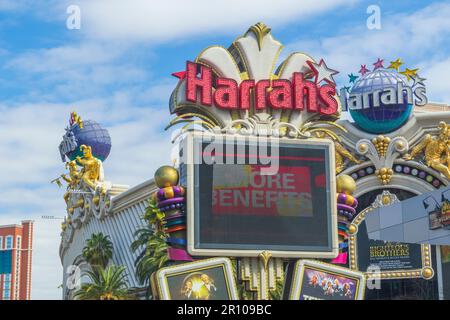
373 58 384 70
359 65 369 76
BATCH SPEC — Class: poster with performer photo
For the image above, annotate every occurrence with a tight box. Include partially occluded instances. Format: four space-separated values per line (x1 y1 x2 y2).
154 258 238 300
288 260 365 300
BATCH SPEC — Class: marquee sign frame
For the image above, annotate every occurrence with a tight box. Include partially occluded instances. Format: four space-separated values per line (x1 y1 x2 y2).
154 257 239 300
348 192 434 280
183 131 339 259
288 260 366 300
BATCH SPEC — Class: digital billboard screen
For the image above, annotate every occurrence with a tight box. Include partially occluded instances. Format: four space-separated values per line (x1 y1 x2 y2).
183 133 338 258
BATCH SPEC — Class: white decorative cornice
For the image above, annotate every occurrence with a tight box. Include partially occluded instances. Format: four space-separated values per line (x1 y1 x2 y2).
59 179 158 261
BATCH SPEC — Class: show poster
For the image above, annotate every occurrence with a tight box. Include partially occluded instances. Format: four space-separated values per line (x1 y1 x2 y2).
166 267 230 300
299 267 359 300
288 260 365 300
357 221 423 272
155 258 238 300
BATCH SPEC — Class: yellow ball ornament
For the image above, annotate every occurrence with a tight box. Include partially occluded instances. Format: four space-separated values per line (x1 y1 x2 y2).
154 166 179 188
336 174 356 195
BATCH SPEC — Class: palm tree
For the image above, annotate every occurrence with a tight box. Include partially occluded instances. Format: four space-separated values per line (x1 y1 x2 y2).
73 265 133 300
82 233 113 269
132 231 169 284
131 198 169 298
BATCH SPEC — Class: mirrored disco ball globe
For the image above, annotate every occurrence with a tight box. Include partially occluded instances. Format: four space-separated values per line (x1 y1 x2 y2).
349 68 413 134
66 120 112 161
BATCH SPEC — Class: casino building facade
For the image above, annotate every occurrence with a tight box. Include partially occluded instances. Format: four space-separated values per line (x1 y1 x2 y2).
59 23 450 300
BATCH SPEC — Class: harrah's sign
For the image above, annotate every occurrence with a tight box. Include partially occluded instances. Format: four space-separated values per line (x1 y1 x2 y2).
185 62 338 116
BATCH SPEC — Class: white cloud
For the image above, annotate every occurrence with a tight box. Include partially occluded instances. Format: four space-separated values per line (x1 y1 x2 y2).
0 0 28 11
3 42 152 102
283 2 450 103
78 0 356 42
6 43 123 73
423 57 450 103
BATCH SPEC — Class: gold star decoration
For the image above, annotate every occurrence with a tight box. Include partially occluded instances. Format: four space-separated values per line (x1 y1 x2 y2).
387 58 403 71
400 68 419 81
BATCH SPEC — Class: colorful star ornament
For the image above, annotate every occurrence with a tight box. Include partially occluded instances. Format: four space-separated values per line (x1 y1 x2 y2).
359 64 369 76
387 58 403 71
348 73 359 84
171 71 186 80
412 74 426 87
400 68 419 81
373 58 384 70
306 59 339 85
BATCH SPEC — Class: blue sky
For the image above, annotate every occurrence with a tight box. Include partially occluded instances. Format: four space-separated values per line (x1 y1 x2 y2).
0 0 449 299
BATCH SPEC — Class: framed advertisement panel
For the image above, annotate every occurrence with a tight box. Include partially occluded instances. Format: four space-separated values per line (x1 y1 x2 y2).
348 204 434 280
154 257 238 300
288 260 366 300
182 132 338 258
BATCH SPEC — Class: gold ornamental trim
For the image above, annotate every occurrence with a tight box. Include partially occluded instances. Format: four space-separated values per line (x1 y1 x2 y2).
349 206 434 280
246 22 271 51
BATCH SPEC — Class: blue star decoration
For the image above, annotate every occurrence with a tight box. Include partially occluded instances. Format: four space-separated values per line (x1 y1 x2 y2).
348 73 359 83
342 86 351 93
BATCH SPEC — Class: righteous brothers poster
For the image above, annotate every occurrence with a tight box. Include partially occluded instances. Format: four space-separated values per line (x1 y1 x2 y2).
356 220 424 272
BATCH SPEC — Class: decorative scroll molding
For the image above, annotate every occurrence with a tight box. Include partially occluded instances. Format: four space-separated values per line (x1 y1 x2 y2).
355 136 409 184
371 190 400 208
60 182 129 255
214 113 311 138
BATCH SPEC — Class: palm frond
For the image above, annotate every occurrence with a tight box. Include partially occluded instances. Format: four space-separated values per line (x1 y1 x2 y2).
74 265 133 300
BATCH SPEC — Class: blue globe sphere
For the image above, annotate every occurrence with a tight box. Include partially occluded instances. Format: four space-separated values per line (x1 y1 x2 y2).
66 120 112 162
349 68 413 134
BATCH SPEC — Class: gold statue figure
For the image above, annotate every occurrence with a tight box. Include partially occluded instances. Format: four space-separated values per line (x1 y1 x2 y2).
61 160 81 204
404 121 450 179
71 111 83 129
313 131 361 174
335 141 361 174
76 145 102 190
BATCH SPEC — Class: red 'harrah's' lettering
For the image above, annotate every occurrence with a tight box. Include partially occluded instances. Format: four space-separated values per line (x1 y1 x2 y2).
185 61 338 115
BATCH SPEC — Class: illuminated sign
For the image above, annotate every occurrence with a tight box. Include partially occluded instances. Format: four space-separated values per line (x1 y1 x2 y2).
169 22 342 134
340 59 428 134
343 80 426 111
185 61 338 115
